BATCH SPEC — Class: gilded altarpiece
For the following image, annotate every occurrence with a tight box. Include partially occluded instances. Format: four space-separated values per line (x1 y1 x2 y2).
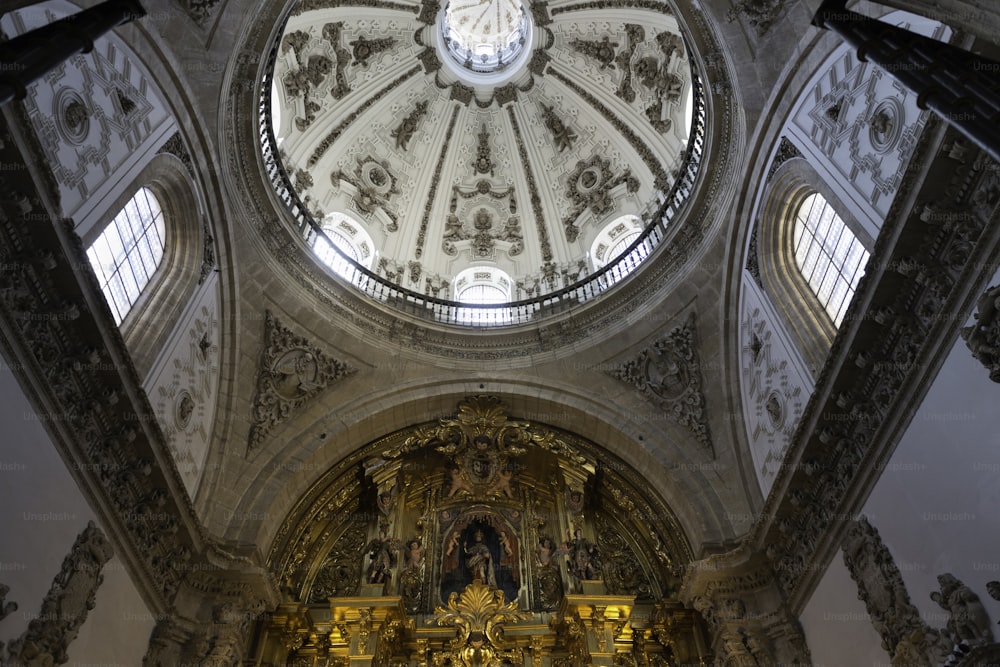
254 397 711 665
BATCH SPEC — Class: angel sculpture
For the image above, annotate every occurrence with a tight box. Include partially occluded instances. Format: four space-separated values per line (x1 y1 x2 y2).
365 530 400 584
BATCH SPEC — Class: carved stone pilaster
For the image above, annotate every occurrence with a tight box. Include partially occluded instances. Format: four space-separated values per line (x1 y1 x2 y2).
611 313 714 454
247 311 356 453
961 283 1000 382
680 547 810 667
5 522 113 666
842 517 950 665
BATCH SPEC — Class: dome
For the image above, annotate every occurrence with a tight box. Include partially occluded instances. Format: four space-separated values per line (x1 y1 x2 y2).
264 0 701 325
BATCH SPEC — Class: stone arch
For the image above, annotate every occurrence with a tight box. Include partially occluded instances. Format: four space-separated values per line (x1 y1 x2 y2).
755 155 872 376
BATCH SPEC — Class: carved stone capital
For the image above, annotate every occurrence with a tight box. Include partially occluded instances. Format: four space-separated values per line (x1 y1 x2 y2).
681 547 810 667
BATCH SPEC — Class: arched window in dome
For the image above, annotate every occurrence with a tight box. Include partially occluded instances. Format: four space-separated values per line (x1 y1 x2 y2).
312 212 376 279
589 215 646 272
453 267 513 325
792 193 869 328
86 187 166 325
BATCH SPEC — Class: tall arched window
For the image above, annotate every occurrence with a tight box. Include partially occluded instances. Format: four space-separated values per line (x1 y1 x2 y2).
86 187 166 325
792 193 869 327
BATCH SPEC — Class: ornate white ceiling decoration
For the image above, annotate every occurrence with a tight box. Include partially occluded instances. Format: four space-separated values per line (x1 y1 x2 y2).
266 0 696 311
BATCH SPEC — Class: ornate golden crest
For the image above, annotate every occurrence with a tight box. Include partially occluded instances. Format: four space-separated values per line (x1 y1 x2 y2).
431 580 530 667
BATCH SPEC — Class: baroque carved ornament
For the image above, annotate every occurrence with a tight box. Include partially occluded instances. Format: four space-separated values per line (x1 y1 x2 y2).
247 311 356 453
611 313 714 453
431 579 531 667
4 522 113 666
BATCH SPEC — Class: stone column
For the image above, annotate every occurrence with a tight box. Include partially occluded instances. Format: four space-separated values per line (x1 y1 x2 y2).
4 521 114 666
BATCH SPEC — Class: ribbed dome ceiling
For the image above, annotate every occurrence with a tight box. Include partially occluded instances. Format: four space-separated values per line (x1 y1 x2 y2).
269 0 694 305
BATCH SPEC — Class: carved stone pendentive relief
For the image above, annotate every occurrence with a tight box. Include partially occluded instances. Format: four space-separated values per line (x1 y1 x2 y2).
390 99 428 151
442 181 523 258
611 313 714 454
842 517 951 664
726 0 784 34
563 155 639 242
961 283 1000 383
174 0 223 27
247 311 356 453
4 522 113 666
766 136 803 183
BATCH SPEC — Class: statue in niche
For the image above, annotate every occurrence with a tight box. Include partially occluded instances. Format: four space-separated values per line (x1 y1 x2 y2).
441 520 520 604
364 529 399 584
564 529 601 581
465 530 498 587
931 573 994 645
